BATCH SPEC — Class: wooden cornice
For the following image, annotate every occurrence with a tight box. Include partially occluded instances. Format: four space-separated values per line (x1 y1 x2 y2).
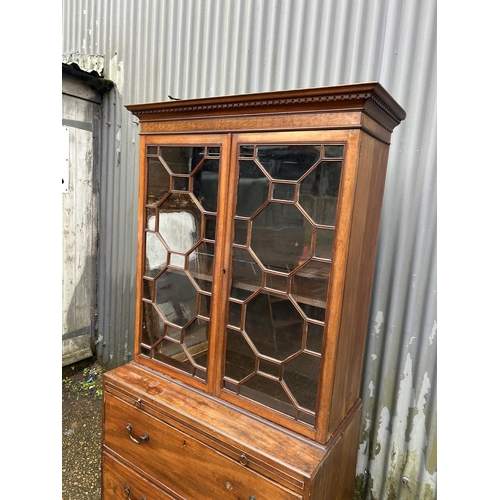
126 82 406 132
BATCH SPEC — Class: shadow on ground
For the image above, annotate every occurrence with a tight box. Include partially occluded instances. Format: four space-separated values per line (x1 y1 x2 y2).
62 358 104 500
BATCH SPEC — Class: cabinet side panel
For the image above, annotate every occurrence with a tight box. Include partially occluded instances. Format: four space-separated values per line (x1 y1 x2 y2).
310 401 362 500
329 133 390 433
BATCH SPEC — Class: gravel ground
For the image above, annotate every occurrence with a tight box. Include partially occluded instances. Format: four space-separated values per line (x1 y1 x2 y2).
62 358 104 500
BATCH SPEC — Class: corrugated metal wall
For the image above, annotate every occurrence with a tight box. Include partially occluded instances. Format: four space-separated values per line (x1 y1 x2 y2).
62 1 436 498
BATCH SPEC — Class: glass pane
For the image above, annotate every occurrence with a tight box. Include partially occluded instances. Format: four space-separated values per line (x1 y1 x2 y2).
184 319 209 368
147 157 171 204
193 159 219 212
251 203 312 273
258 359 281 378
207 146 220 156
306 323 324 354
299 161 342 226
155 269 197 327
272 183 295 201
141 301 164 347
265 274 288 293
235 161 270 217
234 219 248 245
228 301 242 328
158 195 202 254
160 146 204 174
257 145 320 180
315 228 334 260
144 231 167 277
198 294 212 317
240 375 296 418
225 329 256 381
245 293 303 361
291 260 329 308
204 214 217 240
188 242 215 292
239 145 254 158
283 353 320 412
324 145 344 158
230 247 263 300
153 339 192 374
172 177 189 191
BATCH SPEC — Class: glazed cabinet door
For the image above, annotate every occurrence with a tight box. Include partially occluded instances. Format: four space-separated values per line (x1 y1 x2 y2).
136 134 231 392
219 130 358 440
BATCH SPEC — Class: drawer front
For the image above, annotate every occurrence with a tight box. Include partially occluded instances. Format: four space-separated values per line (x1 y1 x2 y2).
103 392 302 500
102 452 176 500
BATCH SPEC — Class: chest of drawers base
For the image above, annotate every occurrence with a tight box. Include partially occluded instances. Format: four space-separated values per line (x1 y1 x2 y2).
102 363 362 500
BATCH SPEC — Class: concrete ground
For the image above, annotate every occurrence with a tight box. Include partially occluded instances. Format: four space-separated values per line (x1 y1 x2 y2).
62 358 104 500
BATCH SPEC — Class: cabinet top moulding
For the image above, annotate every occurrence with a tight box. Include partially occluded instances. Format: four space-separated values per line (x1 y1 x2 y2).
126 82 406 140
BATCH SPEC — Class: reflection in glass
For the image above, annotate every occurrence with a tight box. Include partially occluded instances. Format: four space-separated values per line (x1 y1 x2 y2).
147 157 171 204
145 230 167 277
235 161 270 217
184 319 209 369
198 294 212 318
239 145 254 158
172 177 189 191
324 145 344 158
315 228 334 260
153 339 192 374
240 375 296 418
283 353 320 411
245 293 303 360
225 329 256 381
257 146 320 180
299 161 341 226
258 359 281 378
141 301 163 347
306 323 324 354
265 273 288 293
230 247 263 300
234 219 248 245
157 197 201 254
155 269 197 327
251 203 311 273
204 214 217 241
291 260 329 308
160 147 204 174
272 183 295 201
188 242 215 292
193 159 219 212
228 301 242 328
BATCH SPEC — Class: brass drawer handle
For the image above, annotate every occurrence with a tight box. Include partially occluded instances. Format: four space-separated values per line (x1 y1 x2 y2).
124 485 145 500
126 423 149 444
239 453 249 466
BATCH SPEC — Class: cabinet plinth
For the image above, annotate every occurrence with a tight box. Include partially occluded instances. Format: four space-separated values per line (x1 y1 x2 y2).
102 83 405 499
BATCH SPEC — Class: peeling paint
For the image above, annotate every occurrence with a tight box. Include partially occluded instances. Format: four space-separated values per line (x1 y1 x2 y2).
369 380 375 397
374 310 384 337
428 320 436 345
355 352 436 499
109 53 124 95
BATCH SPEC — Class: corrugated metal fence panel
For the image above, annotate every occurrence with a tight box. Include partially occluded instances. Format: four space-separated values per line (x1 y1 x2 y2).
62 1 437 498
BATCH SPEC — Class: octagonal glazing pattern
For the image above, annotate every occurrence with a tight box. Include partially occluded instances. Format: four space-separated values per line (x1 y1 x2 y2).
224 142 345 425
140 145 221 380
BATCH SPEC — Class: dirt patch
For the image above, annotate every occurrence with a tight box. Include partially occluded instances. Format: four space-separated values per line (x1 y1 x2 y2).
62 358 104 500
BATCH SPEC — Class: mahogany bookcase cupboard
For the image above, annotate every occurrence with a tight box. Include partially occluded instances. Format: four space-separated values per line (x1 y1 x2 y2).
101 83 405 500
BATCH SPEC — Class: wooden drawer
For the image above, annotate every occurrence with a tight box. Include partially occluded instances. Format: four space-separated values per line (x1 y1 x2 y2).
102 451 176 500
103 391 302 500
